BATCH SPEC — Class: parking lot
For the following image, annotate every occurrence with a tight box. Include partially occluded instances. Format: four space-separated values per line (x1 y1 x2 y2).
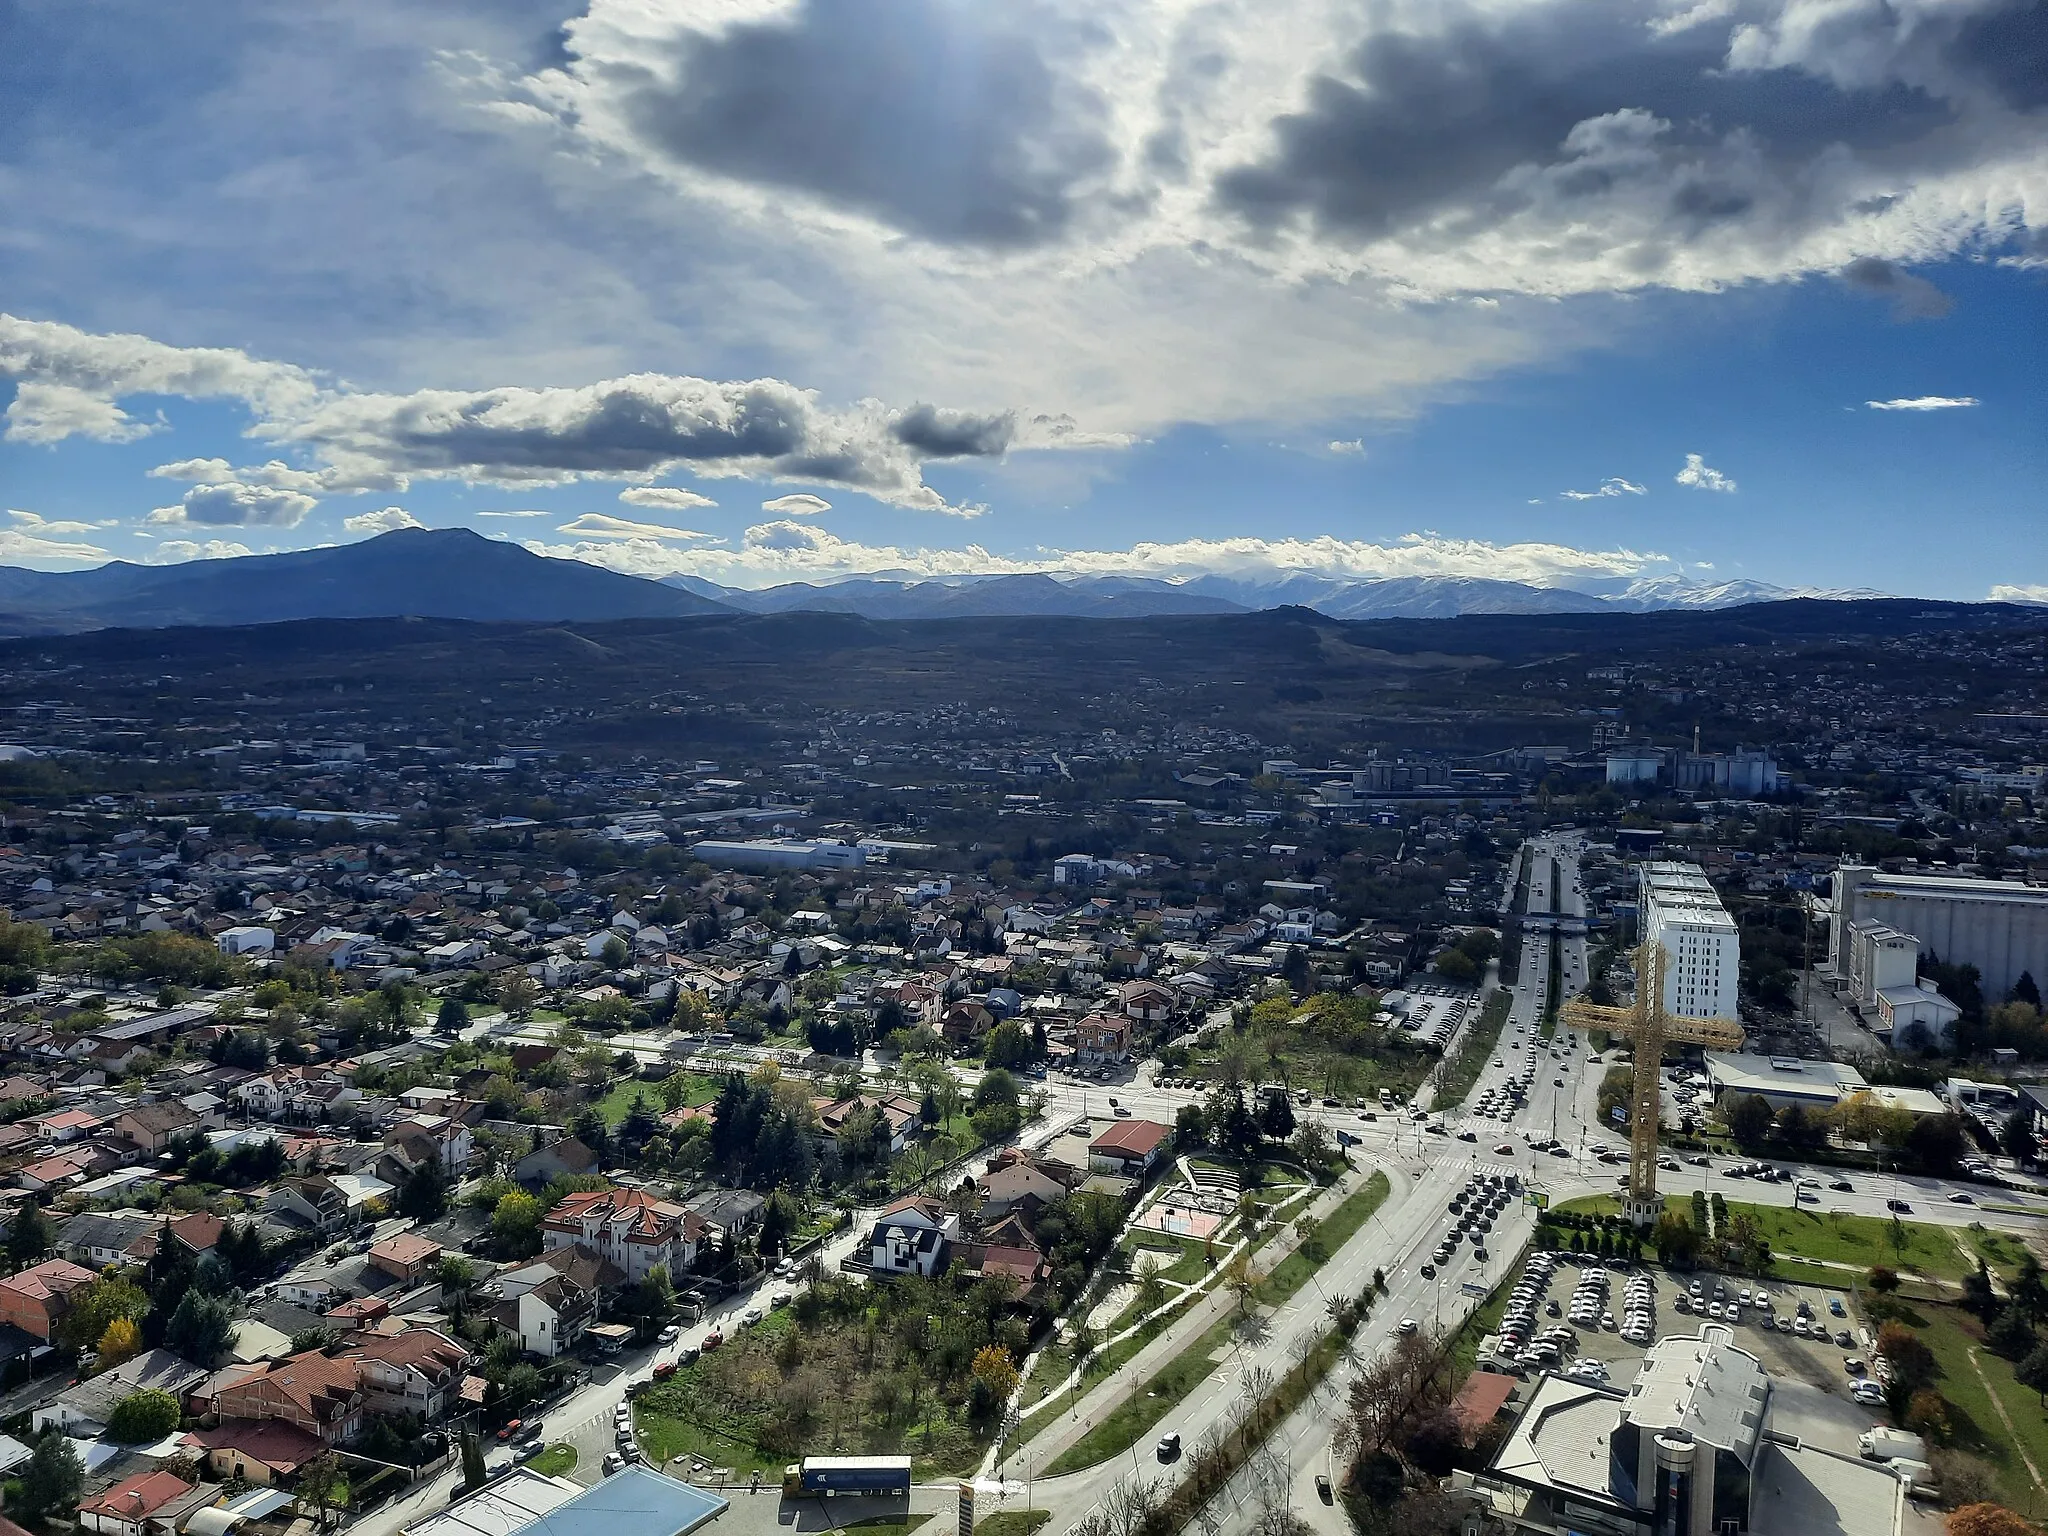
1480 1254 1875 1406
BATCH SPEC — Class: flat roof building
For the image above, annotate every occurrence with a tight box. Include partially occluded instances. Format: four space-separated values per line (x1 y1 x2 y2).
1461 1325 1925 1536
688 838 866 873
1830 865 2048 1004
1639 863 1739 1021
1704 1052 1866 1112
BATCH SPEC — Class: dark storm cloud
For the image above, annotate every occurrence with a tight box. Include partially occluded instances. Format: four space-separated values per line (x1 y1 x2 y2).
1210 0 2028 252
615 0 1115 248
1840 257 1955 320
890 403 1017 457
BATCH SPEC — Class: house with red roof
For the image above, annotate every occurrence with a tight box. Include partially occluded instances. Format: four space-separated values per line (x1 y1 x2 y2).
0 1257 97 1341
1087 1119 1172 1176
542 1188 707 1283
78 1470 205 1536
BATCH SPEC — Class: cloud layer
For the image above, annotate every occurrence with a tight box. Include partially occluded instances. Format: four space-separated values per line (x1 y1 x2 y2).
1675 452 1737 492
526 521 1669 591
1868 396 1980 411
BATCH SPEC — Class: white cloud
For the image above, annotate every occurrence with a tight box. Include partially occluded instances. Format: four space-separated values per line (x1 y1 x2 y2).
1675 453 1737 493
1867 396 1979 411
1559 477 1647 501
1990 584 2048 605
0 525 110 566
149 456 336 490
1327 440 1365 456
3 382 159 445
554 512 713 542
342 506 423 534
475 508 551 518
527 525 1668 591
0 312 317 445
761 493 831 516
619 486 718 510
148 481 319 528
8 508 101 536
147 539 256 564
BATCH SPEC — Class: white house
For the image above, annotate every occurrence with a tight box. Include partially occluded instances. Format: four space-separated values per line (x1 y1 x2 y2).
216 926 276 957
868 1196 959 1278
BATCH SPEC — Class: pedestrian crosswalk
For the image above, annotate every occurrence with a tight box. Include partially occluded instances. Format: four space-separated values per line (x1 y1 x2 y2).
1428 1156 1527 1183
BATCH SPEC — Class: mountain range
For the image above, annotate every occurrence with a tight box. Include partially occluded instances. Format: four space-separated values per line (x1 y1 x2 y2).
0 527 1904 634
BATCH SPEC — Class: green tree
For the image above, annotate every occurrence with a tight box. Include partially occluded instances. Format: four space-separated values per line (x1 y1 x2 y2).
601 934 630 969
106 1389 182 1443
59 1274 149 1352
1987 1305 2037 1360
396 1159 449 1221
461 1431 488 1492
492 1191 546 1257
983 1020 1034 1070
436 997 470 1035
8 1200 51 1272
1724 1093 1774 1149
2016 1343 2048 1406
16 1429 83 1521
165 1290 238 1365
1961 1258 1999 1324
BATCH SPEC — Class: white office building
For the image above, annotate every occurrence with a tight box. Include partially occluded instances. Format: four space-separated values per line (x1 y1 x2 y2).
1830 865 2048 1002
1638 862 1739 1020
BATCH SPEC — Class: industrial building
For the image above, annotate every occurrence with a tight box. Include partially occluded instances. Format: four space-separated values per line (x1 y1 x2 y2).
1459 1326 1926 1536
1829 865 2048 1003
686 837 867 873
1639 863 1740 1020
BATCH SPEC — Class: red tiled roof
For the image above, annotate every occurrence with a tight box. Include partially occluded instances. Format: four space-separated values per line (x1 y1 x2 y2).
79 1470 195 1521
1089 1119 1171 1157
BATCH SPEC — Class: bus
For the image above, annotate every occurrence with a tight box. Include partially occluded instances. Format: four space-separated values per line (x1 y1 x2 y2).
782 1456 914 1499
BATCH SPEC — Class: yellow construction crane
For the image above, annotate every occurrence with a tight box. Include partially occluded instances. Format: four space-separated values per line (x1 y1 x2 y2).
1561 942 1743 1228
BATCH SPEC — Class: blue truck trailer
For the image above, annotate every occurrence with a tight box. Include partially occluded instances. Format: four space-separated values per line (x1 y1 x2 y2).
782 1455 914 1498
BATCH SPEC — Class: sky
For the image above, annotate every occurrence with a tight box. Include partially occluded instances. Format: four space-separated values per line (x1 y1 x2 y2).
0 0 2043 601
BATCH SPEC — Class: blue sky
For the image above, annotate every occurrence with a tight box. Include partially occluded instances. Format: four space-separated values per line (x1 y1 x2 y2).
0 0 2042 601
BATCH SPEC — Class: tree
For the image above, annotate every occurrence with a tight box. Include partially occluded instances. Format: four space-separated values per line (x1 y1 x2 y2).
16 1429 83 1521
492 1191 546 1257
461 1431 488 1492
166 1290 238 1366
1257 1089 1296 1143
2017 1343 2048 1406
2002 1107 2038 1165
1948 1505 2033 1536
1652 1211 1700 1268
436 997 470 1035
1987 1304 2037 1360
1432 949 1479 987
758 1191 796 1259
106 1388 182 1443
983 1020 1034 1070
2013 972 2043 1010
2013 1254 2048 1322
97 1316 144 1370
601 934 630 970
1868 1266 1901 1296
969 1344 1019 1408
1875 1322 1936 1392
1907 1113 1969 1176
59 1274 149 1352
1725 1093 1774 1149
396 1158 449 1221
8 1199 51 1272
1291 1121 1333 1169
973 1069 1020 1110
1962 1259 1999 1324
495 972 540 1019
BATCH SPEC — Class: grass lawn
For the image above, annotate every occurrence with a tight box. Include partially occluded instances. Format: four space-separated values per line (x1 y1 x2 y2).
1261 1172 1391 1307
1042 1316 1234 1474
594 1073 716 1126
1910 1302 2048 1513
975 1513 1050 1536
528 1445 577 1478
1724 1202 1971 1280
1011 1292 1203 1446
1967 1223 2036 1274
1127 1234 1211 1286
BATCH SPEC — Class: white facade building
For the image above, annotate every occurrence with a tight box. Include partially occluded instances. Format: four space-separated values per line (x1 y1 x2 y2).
1638 862 1739 1020
1830 865 2048 1002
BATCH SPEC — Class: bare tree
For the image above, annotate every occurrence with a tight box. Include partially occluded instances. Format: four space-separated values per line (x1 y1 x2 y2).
1102 1474 1160 1536
1338 1331 1454 1462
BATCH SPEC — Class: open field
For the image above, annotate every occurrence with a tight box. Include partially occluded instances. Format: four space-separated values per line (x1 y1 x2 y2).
1910 1302 2048 1516
1041 1315 1233 1474
1724 1201 1972 1281
594 1072 717 1125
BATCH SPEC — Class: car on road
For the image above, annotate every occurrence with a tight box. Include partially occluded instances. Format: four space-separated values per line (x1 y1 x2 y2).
1156 1433 1181 1462
1886 1199 1913 1213
1851 1380 1885 1406
1316 1475 1333 1504
1419 1263 1435 1278
1948 1192 1975 1204
658 1325 681 1344
1829 1179 1854 1192
1494 1143 1514 1155
1399 1318 1419 1335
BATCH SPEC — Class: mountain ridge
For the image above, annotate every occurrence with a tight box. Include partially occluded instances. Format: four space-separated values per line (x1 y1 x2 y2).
0 527 1926 634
